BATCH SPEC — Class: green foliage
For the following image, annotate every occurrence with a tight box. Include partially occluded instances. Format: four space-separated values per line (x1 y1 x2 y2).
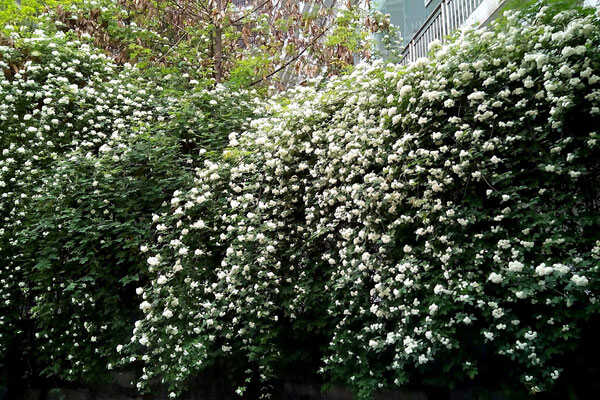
502 0 581 13
0 26 172 383
228 54 271 88
20 131 189 382
164 85 257 158
123 2 600 399
326 7 369 53
496 0 593 29
1 1 599 400
0 19 257 387
0 0 80 30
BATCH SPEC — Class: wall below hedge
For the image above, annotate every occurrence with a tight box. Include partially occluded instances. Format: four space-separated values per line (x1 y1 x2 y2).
8 342 600 400
12 371 498 400
16 375 600 400
20 385 485 400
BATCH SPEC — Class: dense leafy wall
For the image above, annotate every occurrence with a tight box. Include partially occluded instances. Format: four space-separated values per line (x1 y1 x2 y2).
1 1 600 400
122 2 600 399
0 23 256 390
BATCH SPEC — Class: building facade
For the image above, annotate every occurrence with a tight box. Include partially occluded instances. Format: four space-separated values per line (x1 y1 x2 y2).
376 0 504 63
378 0 600 64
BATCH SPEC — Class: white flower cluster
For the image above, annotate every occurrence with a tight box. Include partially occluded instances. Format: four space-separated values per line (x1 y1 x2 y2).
125 5 600 398
0 26 171 382
0 23 257 385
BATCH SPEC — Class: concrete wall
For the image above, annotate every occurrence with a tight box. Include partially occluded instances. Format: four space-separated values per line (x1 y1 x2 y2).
376 0 427 45
22 383 498 400
14 371 503 400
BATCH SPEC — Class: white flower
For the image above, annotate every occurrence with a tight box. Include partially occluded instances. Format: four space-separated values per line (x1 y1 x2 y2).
399 85 412 97
488 272 503 284
157 275 168 285
571 274 589 287
467 91 485 102
507 261 524 273
147 255 161 266
524 331 537 340
553 263 570 275
535 263 553 276
191 220 205 229
428 39 442 52
140 301 152 312
444 99 455 108
516 291 528 299
433 284 445 295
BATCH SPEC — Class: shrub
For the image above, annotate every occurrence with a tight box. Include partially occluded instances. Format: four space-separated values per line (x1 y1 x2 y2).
0 23 256 387
0 0 80 30
0 25 174 384
125 2 600 399
17 132 189 382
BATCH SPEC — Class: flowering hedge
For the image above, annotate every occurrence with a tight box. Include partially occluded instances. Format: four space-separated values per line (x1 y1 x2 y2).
123 2 600 399
0 24 256 386
2 0 600 399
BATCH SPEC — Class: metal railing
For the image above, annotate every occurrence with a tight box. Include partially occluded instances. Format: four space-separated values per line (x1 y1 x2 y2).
401 0 486 64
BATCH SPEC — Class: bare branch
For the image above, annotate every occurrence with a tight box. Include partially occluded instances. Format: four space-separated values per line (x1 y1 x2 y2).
230 0 271 25
248 24 331 87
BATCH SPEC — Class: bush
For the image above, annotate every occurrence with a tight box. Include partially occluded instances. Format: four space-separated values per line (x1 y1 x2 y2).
124 2 600 399
0 0 80 30
0 22 256 388
18 132 189 382
0 25 177 384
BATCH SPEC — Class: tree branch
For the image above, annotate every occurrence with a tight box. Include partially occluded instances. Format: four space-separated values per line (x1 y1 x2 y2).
230 0 271 25
168 0 209 19
247 24 331 87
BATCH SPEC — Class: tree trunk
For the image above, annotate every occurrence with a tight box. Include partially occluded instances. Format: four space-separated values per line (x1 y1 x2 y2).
214 0 223 82
214 25 223 82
